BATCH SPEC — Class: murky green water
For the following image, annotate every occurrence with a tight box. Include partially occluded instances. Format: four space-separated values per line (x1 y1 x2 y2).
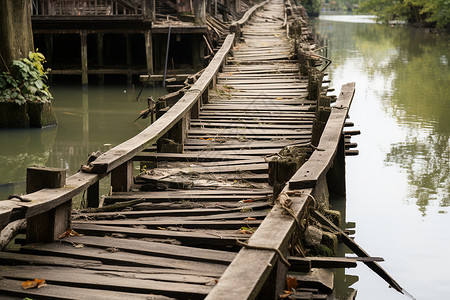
0 85 166 200
317 15 449 299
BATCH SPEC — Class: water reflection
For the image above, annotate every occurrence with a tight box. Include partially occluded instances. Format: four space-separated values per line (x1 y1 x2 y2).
317 15 450 300
318 17 450 214
0 85 166 200
351 23 450 214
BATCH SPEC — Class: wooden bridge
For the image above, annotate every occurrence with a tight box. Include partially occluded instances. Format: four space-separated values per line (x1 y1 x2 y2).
0 0 362 299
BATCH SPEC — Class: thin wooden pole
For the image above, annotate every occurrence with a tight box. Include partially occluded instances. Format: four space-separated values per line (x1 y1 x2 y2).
81 30 88 86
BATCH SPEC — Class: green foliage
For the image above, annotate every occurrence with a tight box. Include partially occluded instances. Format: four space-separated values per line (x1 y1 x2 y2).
299 0 322 17
358 0 450 28
0 50 52 105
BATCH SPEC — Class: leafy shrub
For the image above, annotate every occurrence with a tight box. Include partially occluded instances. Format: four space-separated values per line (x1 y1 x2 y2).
0 51 52 105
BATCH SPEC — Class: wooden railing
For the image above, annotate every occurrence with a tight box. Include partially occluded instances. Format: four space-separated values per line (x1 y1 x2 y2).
31 0 142 16
0 32 235 244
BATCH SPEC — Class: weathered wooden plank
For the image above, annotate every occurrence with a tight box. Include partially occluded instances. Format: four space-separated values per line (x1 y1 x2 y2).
74 219 262 230
190 121 311 130
0 265 211 299
21 243 228 274
0 200 24 229
188 128 308 135
289 83 356 189
72 223 245 246
288 256 358 271
0 278 170 300
0 251 102 268
139 162 268 175
60 235 236 264
201 105 312 111
133 152 258 161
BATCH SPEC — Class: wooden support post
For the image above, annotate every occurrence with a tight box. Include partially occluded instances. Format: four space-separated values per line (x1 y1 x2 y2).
191 98 200 119
126 33 132 86
311 119 326 147
111 160 133 192
258 258 288 300
223 0 230 22
26 167 69 243
194 0 206 24
157 116 186 153
97 33 104 84
144 30 154 75
234 0 241 13
192 35 202 69
202 87 209 104
86 181 100 208
307 66 323 101
143 0 156 21
268 146 308 198
81 30 88 86
327 133 346 197
317 96 331 122
45 34 53 82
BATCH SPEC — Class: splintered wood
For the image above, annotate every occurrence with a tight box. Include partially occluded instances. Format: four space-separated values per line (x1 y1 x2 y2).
0 0 319 299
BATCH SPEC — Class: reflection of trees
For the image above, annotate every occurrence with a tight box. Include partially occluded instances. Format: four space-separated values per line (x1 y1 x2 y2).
318 19 450 214
386 134 449 216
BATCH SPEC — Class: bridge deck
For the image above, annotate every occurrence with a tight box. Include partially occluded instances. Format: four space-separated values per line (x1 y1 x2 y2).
0 1 344 299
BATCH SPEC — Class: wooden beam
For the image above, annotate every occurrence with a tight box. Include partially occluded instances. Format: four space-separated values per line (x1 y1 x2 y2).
289 83 356 190
25 166 70 243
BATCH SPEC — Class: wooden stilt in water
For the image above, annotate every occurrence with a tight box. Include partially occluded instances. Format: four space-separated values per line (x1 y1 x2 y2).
144 29 154 76
97 33 104 85
81 30 88 86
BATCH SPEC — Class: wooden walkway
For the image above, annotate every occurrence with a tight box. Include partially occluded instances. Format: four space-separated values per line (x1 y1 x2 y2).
0 1 357 299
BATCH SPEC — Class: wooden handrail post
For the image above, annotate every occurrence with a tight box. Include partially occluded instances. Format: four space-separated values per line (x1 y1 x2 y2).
157 116 187 153
25 166 69 243
111 160 133 192
326 133 346 197
86 181 100 208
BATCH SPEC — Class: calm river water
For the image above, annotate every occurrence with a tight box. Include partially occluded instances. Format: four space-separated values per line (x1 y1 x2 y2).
0 15 448 300
316 15 449 299
0 85 166 201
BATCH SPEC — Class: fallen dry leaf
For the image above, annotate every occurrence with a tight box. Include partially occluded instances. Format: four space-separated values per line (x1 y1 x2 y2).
22 278 47 290
244 217 256 221
286 276 298 290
